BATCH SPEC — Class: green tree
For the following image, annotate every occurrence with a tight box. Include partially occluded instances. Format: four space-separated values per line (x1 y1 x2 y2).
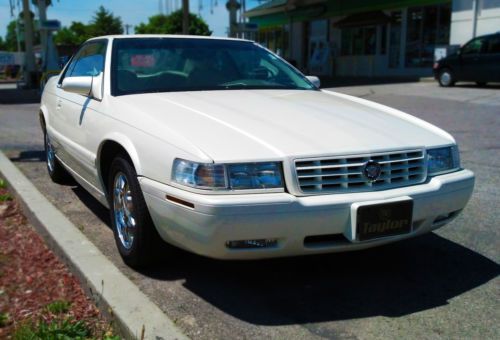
53 21 91 46
53 6 122 47
136 10 211 36
2 13 40 52
88 6 123 37
0 37 6 50
4 21 18 51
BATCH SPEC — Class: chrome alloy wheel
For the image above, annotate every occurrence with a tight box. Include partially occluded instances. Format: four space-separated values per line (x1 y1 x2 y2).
440 71 452 86
45 133 55 173
113 172 136 249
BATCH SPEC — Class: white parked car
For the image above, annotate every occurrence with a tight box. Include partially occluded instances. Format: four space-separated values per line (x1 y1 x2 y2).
40 35 474 267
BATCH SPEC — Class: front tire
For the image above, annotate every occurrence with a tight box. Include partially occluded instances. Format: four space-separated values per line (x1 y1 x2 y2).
108 155 158 267
438 69 455 87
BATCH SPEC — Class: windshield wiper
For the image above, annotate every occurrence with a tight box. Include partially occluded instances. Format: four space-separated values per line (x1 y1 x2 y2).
218 83 296 90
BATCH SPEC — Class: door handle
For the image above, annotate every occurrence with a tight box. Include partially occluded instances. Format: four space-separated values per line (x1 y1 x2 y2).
56 99 62 109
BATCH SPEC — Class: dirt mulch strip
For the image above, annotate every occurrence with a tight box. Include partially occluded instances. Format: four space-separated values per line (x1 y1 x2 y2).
0 185 114 337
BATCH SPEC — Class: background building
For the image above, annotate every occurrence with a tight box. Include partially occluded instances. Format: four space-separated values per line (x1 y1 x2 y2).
245 0 500 77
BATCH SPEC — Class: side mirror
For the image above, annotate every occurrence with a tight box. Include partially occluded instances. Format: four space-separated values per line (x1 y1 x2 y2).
62 76 92 96
61 73 103 100
306 75 321 88
91 72 103 101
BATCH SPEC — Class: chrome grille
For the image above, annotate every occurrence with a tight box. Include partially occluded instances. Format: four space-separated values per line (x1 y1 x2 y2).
295 149 426 194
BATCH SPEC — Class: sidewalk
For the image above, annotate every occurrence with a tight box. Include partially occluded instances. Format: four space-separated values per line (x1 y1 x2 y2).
0 151 188 340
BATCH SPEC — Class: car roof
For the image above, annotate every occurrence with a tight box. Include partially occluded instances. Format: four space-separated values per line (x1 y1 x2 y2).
87 34 252 43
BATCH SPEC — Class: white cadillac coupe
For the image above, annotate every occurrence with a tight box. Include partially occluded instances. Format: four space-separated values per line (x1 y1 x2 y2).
40 35 474 267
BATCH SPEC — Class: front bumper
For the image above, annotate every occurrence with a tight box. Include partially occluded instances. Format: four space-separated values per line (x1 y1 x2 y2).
140 169 474 259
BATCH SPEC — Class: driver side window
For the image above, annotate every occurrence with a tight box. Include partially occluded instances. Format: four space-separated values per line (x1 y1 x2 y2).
462 38 484 55
61 41 107 83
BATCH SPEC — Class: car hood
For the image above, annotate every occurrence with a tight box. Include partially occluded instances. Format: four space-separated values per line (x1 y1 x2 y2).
113 89 454 162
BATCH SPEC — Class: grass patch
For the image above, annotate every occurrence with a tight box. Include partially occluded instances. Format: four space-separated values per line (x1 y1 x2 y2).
14 318 90 339
45 300 71 314
0 193 13 202
13 318 120 340
0 179 6 189
0 312 10 327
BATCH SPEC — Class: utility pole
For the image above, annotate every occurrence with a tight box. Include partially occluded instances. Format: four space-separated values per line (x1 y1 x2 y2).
22 0 36 88
124 24 132 35
182 0 189 34
15 19 22 53
226 0 241 38
37 0 47 69
472 0 479 39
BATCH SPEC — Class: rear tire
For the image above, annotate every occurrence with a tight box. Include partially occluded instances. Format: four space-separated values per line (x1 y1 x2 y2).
438 69 455 87
108 155 160 268
44 130 70 183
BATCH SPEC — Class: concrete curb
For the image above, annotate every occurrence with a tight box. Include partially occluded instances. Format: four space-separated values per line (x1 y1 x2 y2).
0 150 188 340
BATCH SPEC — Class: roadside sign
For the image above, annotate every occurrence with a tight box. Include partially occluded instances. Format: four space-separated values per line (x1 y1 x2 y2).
0 53 15 65
40 20 61 31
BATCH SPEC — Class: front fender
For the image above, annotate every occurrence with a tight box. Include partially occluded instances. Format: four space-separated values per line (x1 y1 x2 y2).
97 133 142 175
39 106 48 131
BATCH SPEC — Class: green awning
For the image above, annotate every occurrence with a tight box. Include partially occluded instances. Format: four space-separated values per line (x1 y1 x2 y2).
247 0 451 29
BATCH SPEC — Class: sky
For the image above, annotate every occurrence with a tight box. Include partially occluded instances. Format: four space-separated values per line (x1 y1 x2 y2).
0 0 262 39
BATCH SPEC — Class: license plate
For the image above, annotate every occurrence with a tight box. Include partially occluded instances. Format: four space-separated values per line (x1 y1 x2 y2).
356 200 413 241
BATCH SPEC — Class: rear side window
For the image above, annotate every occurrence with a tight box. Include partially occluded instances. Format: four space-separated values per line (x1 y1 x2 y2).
485 36 500 54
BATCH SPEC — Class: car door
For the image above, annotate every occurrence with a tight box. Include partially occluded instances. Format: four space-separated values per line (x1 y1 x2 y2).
52 40 107 189
458 37 486 82
482 35 500 82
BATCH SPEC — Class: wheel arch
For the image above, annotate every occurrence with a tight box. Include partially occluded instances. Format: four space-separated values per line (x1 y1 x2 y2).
439 64 454 73
39 106 49 131
97 134 142 195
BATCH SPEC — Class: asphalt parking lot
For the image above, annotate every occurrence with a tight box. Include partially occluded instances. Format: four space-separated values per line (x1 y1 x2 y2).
0 81 499 339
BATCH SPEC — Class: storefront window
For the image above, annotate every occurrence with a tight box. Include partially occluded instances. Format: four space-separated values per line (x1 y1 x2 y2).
258 31 266 46
341 29 352 55
482 0 500 9
275 29 283 56
365 27 376 55
405 3 451 67
268 30 276 52
353 28 364 55
341 26 377 56
389 11 402 68
380 25 387 55
256 26 290 59
283 24 290 59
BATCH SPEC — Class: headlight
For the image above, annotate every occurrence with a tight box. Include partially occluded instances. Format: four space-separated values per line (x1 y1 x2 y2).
227 162 283 189
172 159 283 190
427 146 460 175
172 159 226 189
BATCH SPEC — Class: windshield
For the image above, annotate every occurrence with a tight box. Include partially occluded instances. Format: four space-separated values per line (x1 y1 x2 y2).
111 38 315 95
